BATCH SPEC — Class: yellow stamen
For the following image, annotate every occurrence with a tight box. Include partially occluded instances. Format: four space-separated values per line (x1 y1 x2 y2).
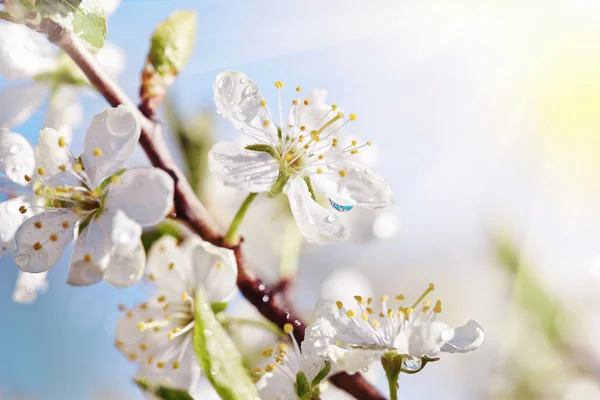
336 301 344 310
339 170 347 177
24 174 31 182
434 300 442 313
261 348 274 358
260 99 267 107
349 113 357 121
346 310 356 318
292 100 298 105
283 323 294 334
296 86 302 92
354 295 364 304
33 242 42 251
263 120 270 127
58 137 66 148
49 234 58 242
303 99 309 106
410 283 435 309
274 81 284 89
93 148 103 157
34 221 42 229
37 167 45 176
84 254 92 263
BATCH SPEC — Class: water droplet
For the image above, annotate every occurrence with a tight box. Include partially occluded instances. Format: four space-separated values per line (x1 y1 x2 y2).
239 77 247 84
365 168 373 175
402 357 422 372
204 329 213 337
262 295 270 302
211 361 222 375
326 214 338 223
258 284 266 291
9 144 21 154
307 216 317 224
328 198 354 212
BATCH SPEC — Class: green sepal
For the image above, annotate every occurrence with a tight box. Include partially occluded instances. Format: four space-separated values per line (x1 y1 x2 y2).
295 371 310 397
311 361 331 386
193 288 259 400
150 11 197 76
77 214 93 235
267 168 290 198
211 301 228 314
141 220 184 253
245 143 279 159
134 378 194 400
303 176 317 201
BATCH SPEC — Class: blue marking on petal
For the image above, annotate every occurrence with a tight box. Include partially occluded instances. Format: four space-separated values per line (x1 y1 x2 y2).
328 198 354 212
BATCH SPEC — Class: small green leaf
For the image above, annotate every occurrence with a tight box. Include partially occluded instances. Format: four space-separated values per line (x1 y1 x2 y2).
150 11 197 76
134 378 194 400
193 289 260 400
295 371 310 397
268 168 290 198
36 0 107 51
211 301 228 314
311 361 331 386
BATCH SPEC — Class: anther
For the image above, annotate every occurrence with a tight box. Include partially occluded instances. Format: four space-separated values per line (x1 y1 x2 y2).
19 205 27 214
366 307 373 314
331 104 338 111
274 81 284 89
58 137 67 148
349 113 357 121
434 300 442 313
140 343 148 351
128 352 137 361
350 150 359 155
351 140 358 146
115 339 124 348
73 163 83 172
49 234 58 242
34 221 42 229
33 242 42 251
169 262 175 270
346 310 356 318
172 361 180 370
156 361 165 369
296 86 302 92
395 294 405 300
118 304 126 312
300 125 306 131
262 348 274 358
157 295 166 303
24 174 31 182
148 273 155 281
260 99 267 107
283 323 294 334
265 364 276 372
263 120 270 127
84 254 92 263
362 312 369 321
292 100 298 105
336 301 343 310
371 319 381 327
37 167 45 176
339 170 347 177
58 165 66 172
61 221 70 229
354 295 364 304
317 168 323 174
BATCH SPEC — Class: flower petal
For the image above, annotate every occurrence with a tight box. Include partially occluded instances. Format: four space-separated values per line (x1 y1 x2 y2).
287 89 343 136
94 42 125 80
81 105 141 187
0 197 30 254
34 128 79 187
284 177 348 244
0 84 47 128
99 0 121 16
407 321 455 357
328 346 384 375
103 210 145 287
67 218 112 286
189 237 237 301
214 70 278 144
12 271 48 304
147 234 193 295
0 130 35 186
44 87 83 143
104 167 174 226
256 372 296 400
441 320 485 353
0 24 56 79
14 210 79 273
208 141 279 193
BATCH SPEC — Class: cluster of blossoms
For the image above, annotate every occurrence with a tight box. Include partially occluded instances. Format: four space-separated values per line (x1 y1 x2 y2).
0 30 485 394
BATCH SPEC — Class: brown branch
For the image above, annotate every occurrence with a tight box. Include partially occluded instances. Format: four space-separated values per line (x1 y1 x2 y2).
41 22 385 400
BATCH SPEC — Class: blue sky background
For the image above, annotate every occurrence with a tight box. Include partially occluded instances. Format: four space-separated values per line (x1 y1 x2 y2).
3 1 600 399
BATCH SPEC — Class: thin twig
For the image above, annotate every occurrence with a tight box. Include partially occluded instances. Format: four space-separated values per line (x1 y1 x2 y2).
39 21 385 400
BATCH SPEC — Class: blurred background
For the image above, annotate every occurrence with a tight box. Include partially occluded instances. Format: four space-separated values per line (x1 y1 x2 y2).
2 0 600 399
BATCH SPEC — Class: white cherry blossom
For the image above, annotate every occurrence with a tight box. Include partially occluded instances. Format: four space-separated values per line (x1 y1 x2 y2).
0 14 125 141
11 105 174 287
254 323 331 400
209 70 393 244
114 234 237 394
308 284 485 374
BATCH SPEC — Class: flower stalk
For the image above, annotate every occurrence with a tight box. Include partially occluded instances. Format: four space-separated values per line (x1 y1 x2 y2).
224 192 258 245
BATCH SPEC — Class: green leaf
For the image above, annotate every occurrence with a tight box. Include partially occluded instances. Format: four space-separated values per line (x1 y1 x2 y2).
193 289 260 400
150 10 197 76
134 378 194 400
211 301 228 314
245 143 279 159
311 361 331 386
141 220 184 253
295 371 310 397
36 0 107 51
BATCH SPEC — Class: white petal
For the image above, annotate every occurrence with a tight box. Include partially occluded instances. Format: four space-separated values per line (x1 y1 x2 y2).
284 177 348 244
441 320 485 353
208 141 279 192
214 70 278 144
81 105 141 187
287 89 343 136
44 87 83 143
104 240 145 287
314 161 393 209
34 128 79 187
103 210 145 287
0 130 35 185
147 235 193 295
67 218 112 286
407 321 455 357
12 271 48 303
99 0 120 16
0 24 56 79
189 237 237 301
257 373 296 400
14 210 79 273
0 84 47 128
328 346 383 375
94 42 125 80
104 167 174 226
0 197 30 254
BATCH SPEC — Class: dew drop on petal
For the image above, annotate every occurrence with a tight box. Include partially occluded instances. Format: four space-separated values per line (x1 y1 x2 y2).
204 329 213 337
9 143 21 154
402 357 422 372
328 198 354 212
211 361 222 375
326 214 338 223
